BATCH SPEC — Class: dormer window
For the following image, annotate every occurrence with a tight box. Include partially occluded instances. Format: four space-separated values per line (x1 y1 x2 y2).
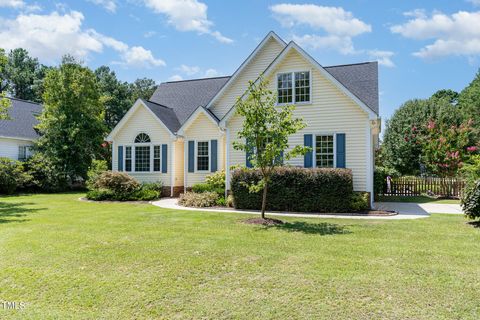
277 71 310 104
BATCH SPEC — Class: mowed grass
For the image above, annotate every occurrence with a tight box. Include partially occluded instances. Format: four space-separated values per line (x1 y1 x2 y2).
0 193 479 319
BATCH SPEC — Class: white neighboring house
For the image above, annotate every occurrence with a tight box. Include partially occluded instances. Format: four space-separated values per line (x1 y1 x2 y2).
0 97 41 161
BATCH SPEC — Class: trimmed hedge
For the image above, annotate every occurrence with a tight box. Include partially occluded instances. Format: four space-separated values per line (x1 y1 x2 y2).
231 167 355 213
178 191 219 207
462 180 480 220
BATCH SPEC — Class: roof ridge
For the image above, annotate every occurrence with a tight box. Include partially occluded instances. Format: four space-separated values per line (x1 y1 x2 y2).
143 99 173 110
7 96 42 105
324 61 377 68
164 75 231 84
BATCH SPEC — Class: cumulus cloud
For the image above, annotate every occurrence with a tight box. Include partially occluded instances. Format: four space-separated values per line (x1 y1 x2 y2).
391 10 480 58
368 50 395 67
0 0 40 11
177 64 200 75
168 75 183 81
204 68 219 77
142 0 233 43
0 11 165 68
87 0 116 13
270 4 371 54
467 0 480 6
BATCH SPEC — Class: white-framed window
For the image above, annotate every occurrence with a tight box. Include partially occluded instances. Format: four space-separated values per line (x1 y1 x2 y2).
125 146 132 172
315 135 335 168
196 141 209 171
153 145 161 172
18 146 32 161
121 133 163 173
135 145 150 172
277 71 311 104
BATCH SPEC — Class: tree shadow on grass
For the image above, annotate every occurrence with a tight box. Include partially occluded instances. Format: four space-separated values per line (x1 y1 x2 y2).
263 221 351 235
0 202 42 224
467 221 480 228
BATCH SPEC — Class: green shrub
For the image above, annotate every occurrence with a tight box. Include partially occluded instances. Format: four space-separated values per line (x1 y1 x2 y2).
191 183 224 196
178 191 219 207
141 182 163 195
226 195 234 208
374 166 399 199
216 197 226 206
462 180 480 220
25 154 68 192
0 157 31 194
86 159 108 190
85 189 114 201
231 167 354 213
350 192 370 211
129 189 160 201
461 155 480 189
93 171 140 195
204 170 225 189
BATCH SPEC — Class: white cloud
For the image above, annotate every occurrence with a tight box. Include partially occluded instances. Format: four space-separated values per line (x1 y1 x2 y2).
270 4 371 55
88 0 116 13
368 50 395 67
143 30 156 38
0 0 24 8
119 46 165 67
0 11 165 68
168 74 183 81
204 68 219 77
403 9 427 19
468 0 480 6
177 64 200 75
270 4 371 36
391 10 480 58
293 34 355 55
142 0 233 43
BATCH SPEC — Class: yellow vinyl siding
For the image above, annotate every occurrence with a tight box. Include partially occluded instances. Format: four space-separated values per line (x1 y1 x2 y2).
210 37 284 119
227 49 370 191
184 113 224 187
174 140 184 187
111 105 172 186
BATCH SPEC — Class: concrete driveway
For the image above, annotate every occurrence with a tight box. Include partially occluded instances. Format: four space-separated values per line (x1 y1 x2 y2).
374 202 462 215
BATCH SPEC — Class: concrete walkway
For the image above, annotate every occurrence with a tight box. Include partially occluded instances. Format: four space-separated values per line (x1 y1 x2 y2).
151 198 462 220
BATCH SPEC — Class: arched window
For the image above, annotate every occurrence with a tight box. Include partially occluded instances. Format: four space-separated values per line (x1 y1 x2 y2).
134 133 151 143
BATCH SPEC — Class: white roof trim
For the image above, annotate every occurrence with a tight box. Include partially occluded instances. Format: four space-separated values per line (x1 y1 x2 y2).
106 99 176 141
205 31 286 110
176 106 219 136
220 41 378 126
0 135 36 142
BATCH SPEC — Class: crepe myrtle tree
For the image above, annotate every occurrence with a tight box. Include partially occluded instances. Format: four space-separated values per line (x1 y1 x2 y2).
233 78 310 219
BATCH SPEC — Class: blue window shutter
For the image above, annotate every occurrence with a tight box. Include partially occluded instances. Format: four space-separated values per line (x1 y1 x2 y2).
336 133 346 168
188 141 195 172
304 134 313 168
118 146 123 171
246 138 253 168
161 144 168 173
210 139 218 172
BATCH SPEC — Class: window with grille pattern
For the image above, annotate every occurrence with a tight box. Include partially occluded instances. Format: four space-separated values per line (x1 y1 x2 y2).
315 135 334 168
277 73 292 104
295 71 310 103
134 133 151 143
135 146 150 172
153 145 161 172
197 141 209 171
125 146 132 172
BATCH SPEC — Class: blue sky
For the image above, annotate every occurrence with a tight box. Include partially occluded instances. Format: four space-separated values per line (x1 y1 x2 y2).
1 0 479 121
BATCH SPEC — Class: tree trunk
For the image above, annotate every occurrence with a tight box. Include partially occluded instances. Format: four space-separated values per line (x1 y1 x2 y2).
261 179 268 220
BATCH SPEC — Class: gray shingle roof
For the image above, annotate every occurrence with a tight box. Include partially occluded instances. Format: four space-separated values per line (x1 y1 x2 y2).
324 62 379 114
141 99 182 133
145 62 378 130
0 98 41 140
149 76 230 127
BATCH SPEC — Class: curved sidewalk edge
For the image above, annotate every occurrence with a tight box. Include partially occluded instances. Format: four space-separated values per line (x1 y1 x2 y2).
151 198 431 220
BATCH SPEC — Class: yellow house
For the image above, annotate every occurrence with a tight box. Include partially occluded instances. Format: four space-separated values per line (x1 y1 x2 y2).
106 31 380 203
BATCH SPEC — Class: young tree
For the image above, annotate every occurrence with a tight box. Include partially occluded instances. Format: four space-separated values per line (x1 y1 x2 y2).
128 77 157 103
233 78 310 219
36 56 106 182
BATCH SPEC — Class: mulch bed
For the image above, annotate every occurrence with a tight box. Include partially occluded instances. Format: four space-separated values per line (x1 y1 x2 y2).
243 218 285 225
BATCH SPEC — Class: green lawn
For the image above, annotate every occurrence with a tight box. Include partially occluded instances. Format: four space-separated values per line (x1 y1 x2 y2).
377 195 460 204
0 193 479 319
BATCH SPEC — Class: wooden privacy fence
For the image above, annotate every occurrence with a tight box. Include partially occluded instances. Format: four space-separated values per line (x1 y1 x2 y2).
382 176 465 198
